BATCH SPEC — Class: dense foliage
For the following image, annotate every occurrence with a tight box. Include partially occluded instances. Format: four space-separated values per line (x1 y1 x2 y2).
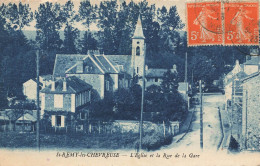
0 0 257 108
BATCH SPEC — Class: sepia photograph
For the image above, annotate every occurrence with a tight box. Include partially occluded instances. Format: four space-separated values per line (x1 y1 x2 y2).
0 0 259 165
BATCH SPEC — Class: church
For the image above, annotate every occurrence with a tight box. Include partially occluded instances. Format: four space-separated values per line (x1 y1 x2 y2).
51 15 178 99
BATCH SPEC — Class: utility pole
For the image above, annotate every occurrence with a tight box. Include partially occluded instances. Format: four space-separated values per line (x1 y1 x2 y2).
36 50 40 151
199 80 203 149
231 79 234 136
139 43 146 151
185 52 188 83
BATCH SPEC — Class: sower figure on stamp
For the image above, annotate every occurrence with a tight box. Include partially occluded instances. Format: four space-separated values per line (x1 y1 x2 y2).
193 7 218 42
231 6 253 42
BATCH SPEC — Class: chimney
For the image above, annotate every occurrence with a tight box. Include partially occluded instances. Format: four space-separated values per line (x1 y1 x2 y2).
63 78 67 91
145 65 148 71
235 60 239 66
51 77 55 91
172 64 177 73
42 79 46 89
76 60 84 73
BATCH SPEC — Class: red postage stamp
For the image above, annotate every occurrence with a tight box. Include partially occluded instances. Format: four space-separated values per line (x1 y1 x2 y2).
224 2 259 45
187 2 222 46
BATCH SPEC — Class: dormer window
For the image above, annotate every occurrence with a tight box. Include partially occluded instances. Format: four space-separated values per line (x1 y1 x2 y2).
86 66 89 72
136 46 140 56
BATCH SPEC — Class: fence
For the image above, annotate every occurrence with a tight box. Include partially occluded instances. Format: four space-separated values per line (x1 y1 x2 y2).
39 120 180 137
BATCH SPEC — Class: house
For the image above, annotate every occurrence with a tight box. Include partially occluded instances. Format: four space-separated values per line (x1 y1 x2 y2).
23 79 43 101
0 109 37 131
145 65 177 88
53 52 119 99
23 75 52 101
0 114 9 131
15 113 37 132
224 60 247 109
178 82 189 102
243 49 260 75
240 71 260 151
40 76 92 129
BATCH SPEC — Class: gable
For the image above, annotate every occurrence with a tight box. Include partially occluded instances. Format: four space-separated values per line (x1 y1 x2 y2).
53 54 87 77
66 55 104 74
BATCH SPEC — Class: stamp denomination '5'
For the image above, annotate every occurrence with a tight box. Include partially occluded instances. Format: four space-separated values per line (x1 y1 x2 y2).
224 2 259 45
187 2 222 46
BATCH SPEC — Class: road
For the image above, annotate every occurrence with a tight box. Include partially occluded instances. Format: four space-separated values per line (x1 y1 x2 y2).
160 93 225 152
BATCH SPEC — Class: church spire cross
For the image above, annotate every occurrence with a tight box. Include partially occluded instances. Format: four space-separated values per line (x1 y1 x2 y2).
132 15 145 39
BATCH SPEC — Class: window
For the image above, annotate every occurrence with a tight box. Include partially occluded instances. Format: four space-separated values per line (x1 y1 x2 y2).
137 41 140 44
116 65 124 71
106 80 110 91
56 116 61 126
80 112 86 120
54 94 63 108
52 115 65 127
136 46 140 56
137 67 139 74
155 78 158 82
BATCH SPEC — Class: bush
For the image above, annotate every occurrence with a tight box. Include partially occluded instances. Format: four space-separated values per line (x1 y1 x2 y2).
136 132 173 151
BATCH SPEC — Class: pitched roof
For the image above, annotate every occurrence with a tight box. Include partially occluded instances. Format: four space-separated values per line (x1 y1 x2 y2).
66 55 104 74
106 55 132 74
41 76 92 94
146 69 168 78
225 71 248 85
65 55 118 74
23 79 43 86
40 74 52 81
244 56 260 65
53 54 87 77
17 113 36 122
241 71 260 83
93 55 118 73
133 15 145 39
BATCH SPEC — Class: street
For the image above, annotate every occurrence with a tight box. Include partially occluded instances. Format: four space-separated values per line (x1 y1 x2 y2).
161 93 225 152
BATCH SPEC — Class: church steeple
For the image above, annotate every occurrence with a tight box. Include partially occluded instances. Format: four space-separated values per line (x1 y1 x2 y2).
131 14 145 78
132 15 145 39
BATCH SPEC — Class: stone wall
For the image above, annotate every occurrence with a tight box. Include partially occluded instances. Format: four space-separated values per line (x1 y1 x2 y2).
242 74 260 150
67 74 104 99
44 93 72 112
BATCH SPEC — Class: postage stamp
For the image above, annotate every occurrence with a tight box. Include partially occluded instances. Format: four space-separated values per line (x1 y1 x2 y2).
224 2 259 45
187 2 222 46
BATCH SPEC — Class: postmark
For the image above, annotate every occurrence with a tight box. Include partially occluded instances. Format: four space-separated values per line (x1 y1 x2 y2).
224 2 259 45
187 2 222 46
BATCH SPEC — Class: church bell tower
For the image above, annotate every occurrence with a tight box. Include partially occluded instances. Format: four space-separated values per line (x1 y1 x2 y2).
131 15 145 78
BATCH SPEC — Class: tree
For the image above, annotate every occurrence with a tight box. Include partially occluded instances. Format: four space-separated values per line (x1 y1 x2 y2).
5 2 33 31
90 92 115 121
80 32 98 54
0 3 35 99
78 0 96 32
35 2 65 51
62 0 79 54
160 69 179 94
35 2 65 74
98 0 119 54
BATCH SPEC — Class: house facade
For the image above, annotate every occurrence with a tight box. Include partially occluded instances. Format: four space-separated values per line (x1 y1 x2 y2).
40 76 92 129
23 75 52 101
241 72 260 150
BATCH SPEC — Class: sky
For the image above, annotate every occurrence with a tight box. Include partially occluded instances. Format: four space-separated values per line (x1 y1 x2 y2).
1 0 187 31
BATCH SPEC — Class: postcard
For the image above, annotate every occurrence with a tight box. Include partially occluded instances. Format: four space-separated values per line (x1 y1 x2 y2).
0 0 260 165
